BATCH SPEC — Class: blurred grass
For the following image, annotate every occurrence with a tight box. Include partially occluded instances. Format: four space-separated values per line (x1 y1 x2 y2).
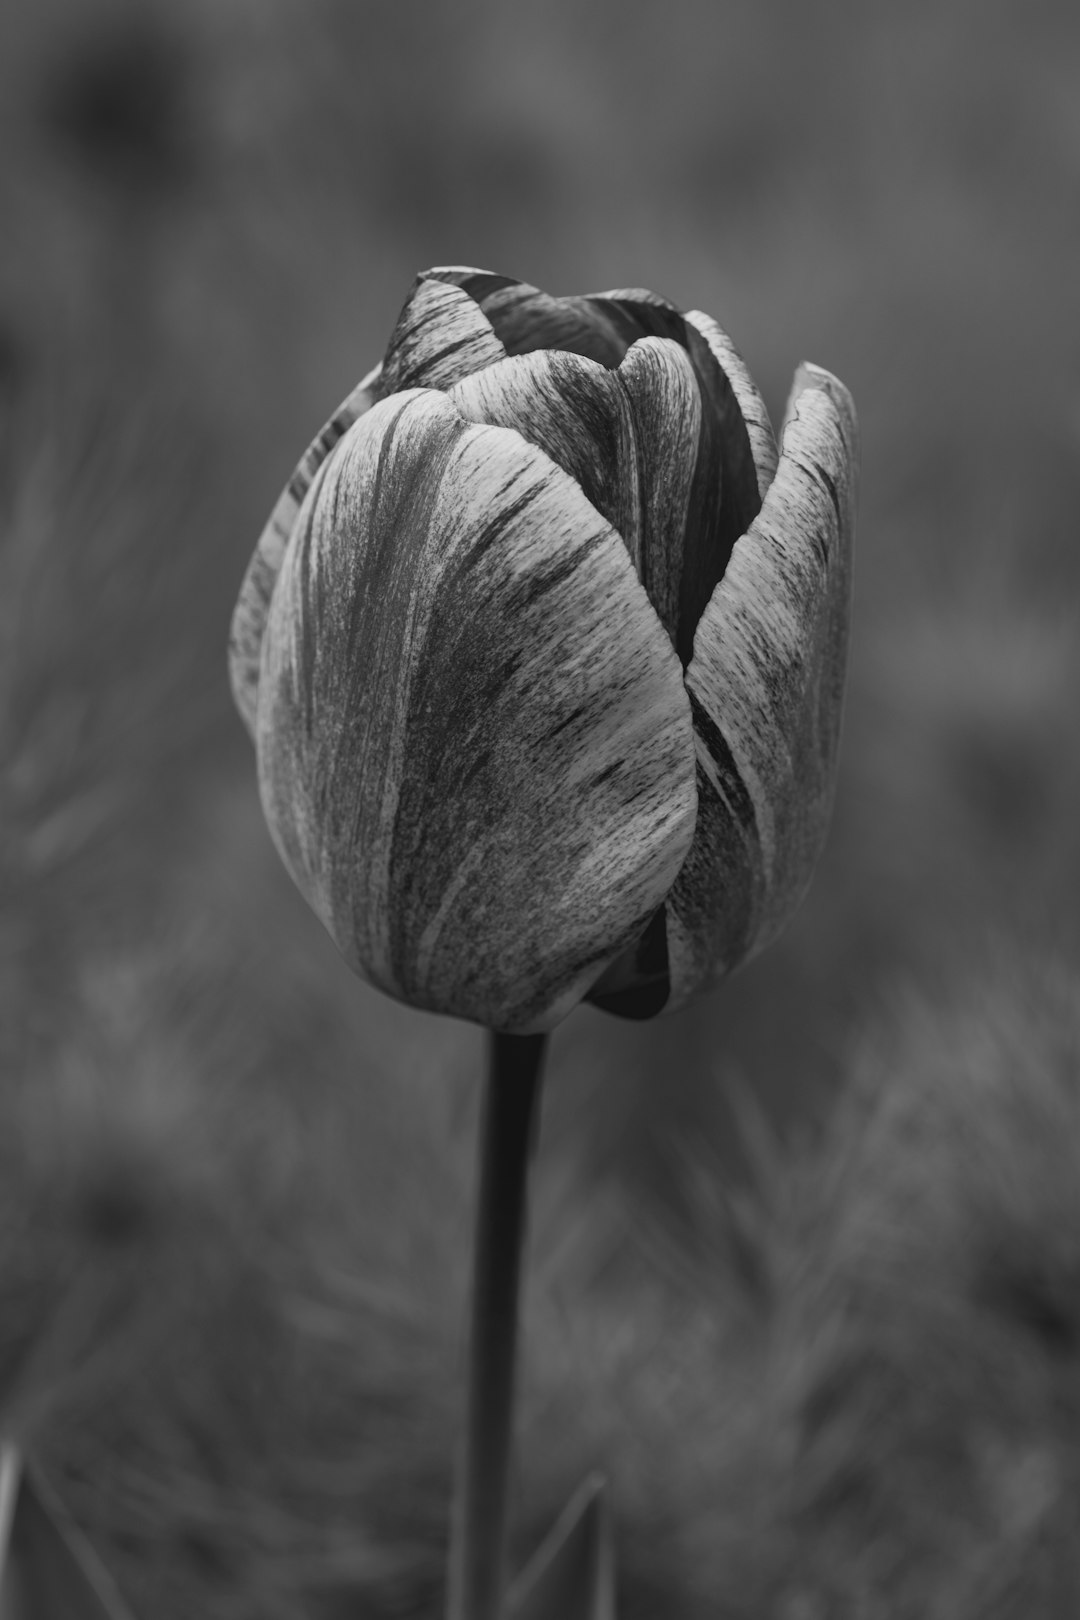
2 0 1080 1612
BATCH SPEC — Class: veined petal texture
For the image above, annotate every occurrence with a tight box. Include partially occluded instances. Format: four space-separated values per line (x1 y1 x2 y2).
668 366 857 1006
448 337 721 662
229 366 381 737
447 350 642 571
378 277 506 396
255 389 698 1032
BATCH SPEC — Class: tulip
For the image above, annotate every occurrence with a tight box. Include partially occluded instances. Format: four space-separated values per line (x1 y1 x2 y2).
230 267 857 1034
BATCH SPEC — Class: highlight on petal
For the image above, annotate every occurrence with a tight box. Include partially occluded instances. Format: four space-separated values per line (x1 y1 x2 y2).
255 389 698 1033
228 364 380 737
685 309 779 500
377 276 506 397
666 367 857 1006
447 350 641 571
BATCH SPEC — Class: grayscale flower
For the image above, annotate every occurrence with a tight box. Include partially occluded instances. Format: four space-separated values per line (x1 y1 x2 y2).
230 268 857 1032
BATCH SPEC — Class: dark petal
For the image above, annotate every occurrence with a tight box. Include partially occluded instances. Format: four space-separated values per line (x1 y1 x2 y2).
228 364 380 737
377 276 506 397
584 905 672 1018
448 349 641 572
583 287 690 355
616 337 701 648
256 389 697 1033
480 285 630 367
667 366 857 1007
593 292 763 666
685 309 778 500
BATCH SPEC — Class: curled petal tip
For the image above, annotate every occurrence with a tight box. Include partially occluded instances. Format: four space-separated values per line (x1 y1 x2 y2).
784 362 858 452
424 263 500 278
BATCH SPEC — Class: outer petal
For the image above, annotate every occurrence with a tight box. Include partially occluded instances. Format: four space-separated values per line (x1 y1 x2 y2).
256 389 698 1033
228 364 380 737
666 365 857 1006
377 276 506 397
684 309 779 500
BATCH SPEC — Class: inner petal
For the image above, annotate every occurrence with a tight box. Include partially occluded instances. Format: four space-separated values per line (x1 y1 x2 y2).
593 291 763 666
448 350 642 572
429 269 631 367
617 337 701 650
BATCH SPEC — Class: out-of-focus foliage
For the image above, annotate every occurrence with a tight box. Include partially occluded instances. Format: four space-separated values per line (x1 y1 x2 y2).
2 0 1079 1613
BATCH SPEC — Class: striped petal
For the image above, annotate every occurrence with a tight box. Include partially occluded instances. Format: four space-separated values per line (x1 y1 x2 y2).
447 350 641 569
377 276 506 397
665 365 857 1007
685 309 779 500
228 364 381 737
255 389 697 1033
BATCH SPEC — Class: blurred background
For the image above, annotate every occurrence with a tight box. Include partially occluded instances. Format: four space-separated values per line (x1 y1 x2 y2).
2 0 1080 1615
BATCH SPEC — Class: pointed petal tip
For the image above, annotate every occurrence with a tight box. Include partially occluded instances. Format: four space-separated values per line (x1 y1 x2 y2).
379 277 506 397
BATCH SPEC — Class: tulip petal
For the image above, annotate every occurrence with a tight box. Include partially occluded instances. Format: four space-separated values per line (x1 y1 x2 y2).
228 364 381 737
685 310 779 500
256 389 698 1033
447 350 642 573
666 368 857 1006
616 337 701 647
590 292 763 666
378 276 506 397
584 903 671 1019
426 267 630 368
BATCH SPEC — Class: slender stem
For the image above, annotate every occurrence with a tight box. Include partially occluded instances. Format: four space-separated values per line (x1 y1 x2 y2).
446 1030 548 1620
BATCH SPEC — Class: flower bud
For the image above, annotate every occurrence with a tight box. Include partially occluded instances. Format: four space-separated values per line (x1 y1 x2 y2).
230 269 857 1032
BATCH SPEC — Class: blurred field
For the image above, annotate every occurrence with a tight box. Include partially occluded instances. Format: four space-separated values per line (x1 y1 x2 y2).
2 0 1080 1613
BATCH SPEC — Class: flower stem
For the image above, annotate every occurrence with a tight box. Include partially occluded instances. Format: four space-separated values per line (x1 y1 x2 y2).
447 1030 548 1620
